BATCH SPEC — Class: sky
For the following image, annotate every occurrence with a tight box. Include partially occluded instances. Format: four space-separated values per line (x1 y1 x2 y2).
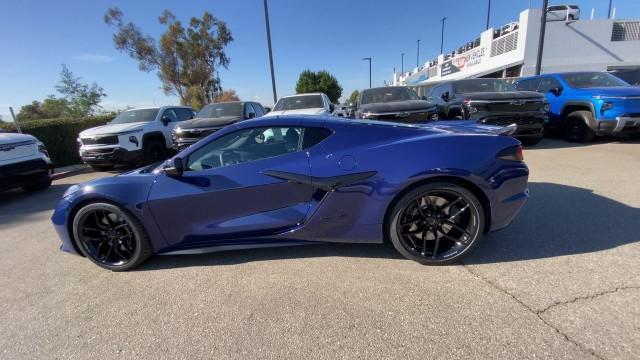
1 0 639 120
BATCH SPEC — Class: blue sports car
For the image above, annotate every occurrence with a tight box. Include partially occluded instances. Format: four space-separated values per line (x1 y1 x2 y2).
52 116 529 271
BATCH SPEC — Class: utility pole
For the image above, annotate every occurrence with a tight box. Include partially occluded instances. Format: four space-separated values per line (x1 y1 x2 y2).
263 0 277 104
486 0 491 30
416 40 420 68
9 107 22 133
535 0 549 75
440 17 447 54
608 0 613 19
362 57 372 88
401 53 404 74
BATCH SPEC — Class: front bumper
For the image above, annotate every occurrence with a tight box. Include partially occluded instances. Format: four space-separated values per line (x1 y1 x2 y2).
79 147 144 165
0 158 52 191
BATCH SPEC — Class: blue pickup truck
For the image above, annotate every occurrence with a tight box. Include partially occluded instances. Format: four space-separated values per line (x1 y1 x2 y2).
515 72 640 142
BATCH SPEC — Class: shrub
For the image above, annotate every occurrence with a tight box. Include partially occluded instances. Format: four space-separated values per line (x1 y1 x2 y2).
0 115 114 166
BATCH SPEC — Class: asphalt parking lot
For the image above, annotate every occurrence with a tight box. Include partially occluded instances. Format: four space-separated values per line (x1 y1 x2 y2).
1 137 639 360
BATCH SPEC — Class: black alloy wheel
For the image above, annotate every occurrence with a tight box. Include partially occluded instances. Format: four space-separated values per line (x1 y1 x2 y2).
389 183 484 265
73 203 153 271
143 140 166 164
563 111 595 143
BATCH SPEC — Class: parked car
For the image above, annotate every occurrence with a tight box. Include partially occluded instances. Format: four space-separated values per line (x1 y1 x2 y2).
515 72 640 142
546 4 580 21
264 93 334 116
77 106 196 170
172 101 266 151
0 131 52 193
428 79 547 145
333 104 350 118
356 86 437 122
52 115 529 271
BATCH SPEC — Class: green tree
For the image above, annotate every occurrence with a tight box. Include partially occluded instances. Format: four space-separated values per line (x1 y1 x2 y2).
295 70 343 103
55 64 106 117
105 7 233 109
213 89 240 103
347 90 359 105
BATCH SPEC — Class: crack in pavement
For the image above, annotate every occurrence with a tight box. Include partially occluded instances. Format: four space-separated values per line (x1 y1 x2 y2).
460 263 606 360
537 286 640 315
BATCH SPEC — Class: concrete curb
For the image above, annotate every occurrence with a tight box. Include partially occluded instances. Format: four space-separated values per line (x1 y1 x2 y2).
51 164 91 181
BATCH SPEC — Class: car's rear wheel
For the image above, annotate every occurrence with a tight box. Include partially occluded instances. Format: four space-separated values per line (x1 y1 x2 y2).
72 202 153 271
563 111 595 142
22 172 52 192
388 182 484 265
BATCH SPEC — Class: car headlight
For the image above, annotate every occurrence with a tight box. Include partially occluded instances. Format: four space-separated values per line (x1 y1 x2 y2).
543 103 550 112
37 142 50 157
601 102 614 112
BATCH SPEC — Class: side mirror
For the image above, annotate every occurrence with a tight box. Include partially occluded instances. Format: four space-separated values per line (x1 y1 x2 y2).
264 107 271 113
421 95 428 100
549 86 563 96
161 116 171 126
248 112 256 119
329 104 335 113
165 157 184 177
441 92 450 101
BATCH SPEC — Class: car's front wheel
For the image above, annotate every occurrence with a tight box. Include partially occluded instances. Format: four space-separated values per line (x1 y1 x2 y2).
22 172 52 192
563 111 595 142
388 182 485 265
72 202 153 271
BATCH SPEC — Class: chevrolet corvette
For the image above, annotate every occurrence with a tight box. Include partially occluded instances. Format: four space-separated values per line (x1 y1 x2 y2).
52 116 529 271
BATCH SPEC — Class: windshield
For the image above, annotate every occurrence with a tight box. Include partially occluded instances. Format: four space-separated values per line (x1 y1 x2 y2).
562 72 629 88
453 79 515 94
360 87 420 104
273 95 323 111
197 102 243 118
110 108 159 124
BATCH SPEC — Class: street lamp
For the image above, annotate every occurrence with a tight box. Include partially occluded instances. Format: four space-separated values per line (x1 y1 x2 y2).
401 53 404 74
535 0 549 75
263 0 277 104
362 57 372 88
440 17 447 54
608 0 613 19
416 40 420 68
486 0 491 30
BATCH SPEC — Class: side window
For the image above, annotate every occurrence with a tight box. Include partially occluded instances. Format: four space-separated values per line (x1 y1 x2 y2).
302 127 333 149
175 108 195 121
537 77 561 93
251 103 264 117
244 103 256 119
186 126 302 171
162 109 180 122
515 78 541 91
429 85 441 98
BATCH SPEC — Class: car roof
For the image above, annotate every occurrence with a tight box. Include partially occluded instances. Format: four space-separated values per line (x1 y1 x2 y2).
279 93 325 98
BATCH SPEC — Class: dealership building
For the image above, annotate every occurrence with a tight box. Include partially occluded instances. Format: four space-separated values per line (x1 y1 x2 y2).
393 7 640 94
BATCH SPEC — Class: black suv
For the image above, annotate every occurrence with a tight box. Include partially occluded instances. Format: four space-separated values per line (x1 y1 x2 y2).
356 86 437 123
172 101 266 150
428 79 548 145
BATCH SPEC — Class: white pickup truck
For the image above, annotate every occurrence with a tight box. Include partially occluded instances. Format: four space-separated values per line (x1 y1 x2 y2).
264 93 335 117
0 131 52 192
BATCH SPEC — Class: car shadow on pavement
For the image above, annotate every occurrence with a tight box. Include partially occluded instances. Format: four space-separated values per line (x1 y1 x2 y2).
464 182 640 264
526 135 640 150
0 184 74 225
137 243 403 271
138 181 639 270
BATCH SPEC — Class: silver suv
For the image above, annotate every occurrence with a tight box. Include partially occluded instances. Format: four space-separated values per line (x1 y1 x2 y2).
547 4 580 21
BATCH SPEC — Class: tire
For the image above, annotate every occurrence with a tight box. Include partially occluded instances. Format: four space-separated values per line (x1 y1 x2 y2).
388 182 485 265
520 136 543 146
90 164 113 172
72 202 154 271
22 172 52 192
143 139 167 164
563 110 595 143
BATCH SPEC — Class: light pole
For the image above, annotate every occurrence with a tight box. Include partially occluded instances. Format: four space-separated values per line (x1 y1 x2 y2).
535 0 549 75
485 0 491 30
440 17 447 54
401 53 404 74
416 40 420 68
362 57 372 88
263 0 277 104
608 0 613 19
